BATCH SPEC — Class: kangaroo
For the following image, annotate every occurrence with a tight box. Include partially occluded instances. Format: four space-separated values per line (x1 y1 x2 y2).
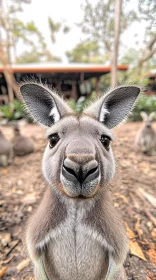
20 83 140 280
13 124 34 156
135 111 156 155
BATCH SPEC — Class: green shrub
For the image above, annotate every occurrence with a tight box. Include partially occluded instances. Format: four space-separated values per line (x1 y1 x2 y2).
67 99 77 112
0 100 25 121
68 92 97 114
130 94 156 121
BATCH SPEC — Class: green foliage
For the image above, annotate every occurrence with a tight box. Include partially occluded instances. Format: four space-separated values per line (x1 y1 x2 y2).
48 17 70 45
0 1 57 64
66 40 109 63
63 25 70 34
68 92 97 114
12 19 44 47
120 48 139 66
7 0 31 14
119 0 156 79
130 94 156 121
0 100 25 121
48 17 61 43
16 50 41 64
138 0 156 26
74 0 155 77
67 99 77 112
16 49 61 64
68 98 90 114
79 0 115 54
13 20 53 62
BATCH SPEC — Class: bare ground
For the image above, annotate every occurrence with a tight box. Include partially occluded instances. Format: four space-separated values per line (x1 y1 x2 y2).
0 122 156 280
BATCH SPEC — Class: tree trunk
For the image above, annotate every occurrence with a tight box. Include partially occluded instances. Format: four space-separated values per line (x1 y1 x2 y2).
111 0 122 88
0 45 20 102
0 0 19 102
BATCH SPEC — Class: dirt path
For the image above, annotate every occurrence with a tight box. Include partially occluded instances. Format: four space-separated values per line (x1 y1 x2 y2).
0 122 156 280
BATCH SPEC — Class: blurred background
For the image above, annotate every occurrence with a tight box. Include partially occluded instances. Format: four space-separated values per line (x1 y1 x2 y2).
0 1 156 280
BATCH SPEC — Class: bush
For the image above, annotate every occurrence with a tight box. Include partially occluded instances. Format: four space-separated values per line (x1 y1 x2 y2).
130 94 156 121
68 91 97 114
0 100 25 121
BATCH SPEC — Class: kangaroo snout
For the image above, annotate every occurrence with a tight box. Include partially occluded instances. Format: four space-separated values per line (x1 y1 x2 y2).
61 156 100 198
63 157 99 185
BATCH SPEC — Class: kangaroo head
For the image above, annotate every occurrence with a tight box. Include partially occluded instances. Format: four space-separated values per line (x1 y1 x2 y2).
140 111 156 128
20 83 140 198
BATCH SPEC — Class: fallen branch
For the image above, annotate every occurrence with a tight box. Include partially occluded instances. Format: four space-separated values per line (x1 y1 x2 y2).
1 254 15 265
5 239 20 257
138 188 156 208
144 208 156 227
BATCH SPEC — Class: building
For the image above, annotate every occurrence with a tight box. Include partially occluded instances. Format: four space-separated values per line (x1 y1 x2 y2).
0 63 128 104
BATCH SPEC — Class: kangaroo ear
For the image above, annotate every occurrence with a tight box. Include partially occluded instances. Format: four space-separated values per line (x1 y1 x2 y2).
20 83 72 127
84 86 140 128
149 112 156 121
140 111 148 121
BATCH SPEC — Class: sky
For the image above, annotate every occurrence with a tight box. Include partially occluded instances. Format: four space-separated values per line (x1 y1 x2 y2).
18 0 148 63
19 0 85 62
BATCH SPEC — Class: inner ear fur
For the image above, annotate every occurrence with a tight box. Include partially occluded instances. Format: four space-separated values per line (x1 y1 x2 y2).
140 111 148 121
20 83 73 127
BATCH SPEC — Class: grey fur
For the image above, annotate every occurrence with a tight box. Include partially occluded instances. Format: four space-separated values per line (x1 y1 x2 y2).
20 83 140 280
13 124 34 156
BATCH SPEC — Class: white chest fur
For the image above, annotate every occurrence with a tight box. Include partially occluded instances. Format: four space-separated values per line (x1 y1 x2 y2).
36 199 114 280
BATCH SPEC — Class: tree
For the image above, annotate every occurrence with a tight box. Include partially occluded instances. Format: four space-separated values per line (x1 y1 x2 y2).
77 0 156 82
111 0 122 87
66 40 108 63
0 44 20 102
78 0 137 63
48 17 61 44
0 0 58 101
48 17 70 60
119 0 156 80
0 0 33 64
0 0 32 101
16 49 61 64
136 0 156 75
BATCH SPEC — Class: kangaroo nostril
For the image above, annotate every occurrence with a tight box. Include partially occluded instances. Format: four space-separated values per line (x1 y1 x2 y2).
84 166 98 181
83 166 99 184
63 164 78 179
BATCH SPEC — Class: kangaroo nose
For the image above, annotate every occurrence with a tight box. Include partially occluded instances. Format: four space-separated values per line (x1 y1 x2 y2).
62 158 99 184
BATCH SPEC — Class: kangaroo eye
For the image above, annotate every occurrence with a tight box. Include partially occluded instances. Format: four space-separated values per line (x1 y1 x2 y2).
49 133 60 148
100 135 111 150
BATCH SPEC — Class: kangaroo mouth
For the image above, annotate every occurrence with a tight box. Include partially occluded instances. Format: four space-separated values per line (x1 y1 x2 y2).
60 166 100 198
